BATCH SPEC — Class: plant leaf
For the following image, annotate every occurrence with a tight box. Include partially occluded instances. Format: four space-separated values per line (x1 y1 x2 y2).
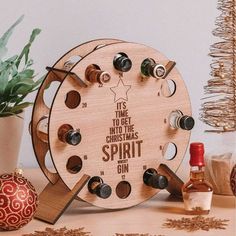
0 103 7 113
3 76 21 98
0 17 43 116
0 111 23 118
14 84 33 95
29 28 41 44
9 102 32 113
26 59 33 68
8 96 23 104
0 69 10 95
0 61 8 71
5 55 18 63
0 15 24 60
14 94 27 105
16 28 41 68
13 74 45 94
17 69 34 79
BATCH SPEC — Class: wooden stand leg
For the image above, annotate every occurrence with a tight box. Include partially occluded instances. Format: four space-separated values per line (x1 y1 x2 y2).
34 174 90 224
158 164 184 197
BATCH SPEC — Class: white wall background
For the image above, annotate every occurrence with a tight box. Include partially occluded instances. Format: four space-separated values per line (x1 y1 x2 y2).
1 0 234 179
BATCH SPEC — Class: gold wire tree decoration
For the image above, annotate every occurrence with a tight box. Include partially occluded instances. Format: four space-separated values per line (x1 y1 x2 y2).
200 0 236 132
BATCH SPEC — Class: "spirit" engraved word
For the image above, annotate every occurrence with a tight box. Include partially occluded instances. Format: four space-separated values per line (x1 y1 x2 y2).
102 140 143 162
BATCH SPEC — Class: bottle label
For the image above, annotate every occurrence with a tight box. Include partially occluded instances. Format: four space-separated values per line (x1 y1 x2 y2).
183 191 213 211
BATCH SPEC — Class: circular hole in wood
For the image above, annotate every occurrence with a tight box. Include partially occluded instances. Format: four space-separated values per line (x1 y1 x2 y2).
161 79 176 97
66 155 83 174
45 151 57 174
162 142 177 160
63 55 82 70
65 90 81 109
116 181 131 199
43 81 61 108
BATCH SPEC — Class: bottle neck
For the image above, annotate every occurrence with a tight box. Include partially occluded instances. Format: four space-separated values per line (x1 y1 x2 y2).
169 110 183 129
190 166 205 181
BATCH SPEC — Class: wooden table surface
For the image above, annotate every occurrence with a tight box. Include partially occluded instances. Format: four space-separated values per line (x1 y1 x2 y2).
1 168 235 236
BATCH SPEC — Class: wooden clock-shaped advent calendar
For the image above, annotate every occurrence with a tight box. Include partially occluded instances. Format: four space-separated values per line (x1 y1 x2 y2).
31 38 193 224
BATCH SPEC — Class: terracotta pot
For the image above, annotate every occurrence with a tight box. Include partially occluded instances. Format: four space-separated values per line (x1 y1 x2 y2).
0 112 24 174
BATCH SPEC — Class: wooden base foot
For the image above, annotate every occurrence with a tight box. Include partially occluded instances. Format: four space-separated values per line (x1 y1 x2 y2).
158 164 184 197
34 174 90 224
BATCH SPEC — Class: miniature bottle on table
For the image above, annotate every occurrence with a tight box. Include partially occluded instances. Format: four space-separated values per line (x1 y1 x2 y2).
182 142 213 215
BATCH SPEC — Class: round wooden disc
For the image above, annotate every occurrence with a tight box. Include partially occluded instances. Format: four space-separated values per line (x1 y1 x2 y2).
31 38 123 184
49 42 192 209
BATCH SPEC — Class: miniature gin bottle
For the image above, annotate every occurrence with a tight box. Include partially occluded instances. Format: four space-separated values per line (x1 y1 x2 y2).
182 142 213 215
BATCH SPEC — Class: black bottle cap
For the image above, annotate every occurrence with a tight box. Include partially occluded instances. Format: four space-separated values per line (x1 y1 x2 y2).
66 130 82 145
143 168 168 189
150 174 168 189
114 54 132 72
96 183 112 199
179 116 195 130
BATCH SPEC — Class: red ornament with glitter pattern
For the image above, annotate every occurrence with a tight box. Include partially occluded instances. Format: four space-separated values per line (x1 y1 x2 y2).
0 170 38 231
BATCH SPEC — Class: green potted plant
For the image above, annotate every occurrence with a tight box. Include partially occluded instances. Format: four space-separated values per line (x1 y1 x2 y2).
0 15 43 174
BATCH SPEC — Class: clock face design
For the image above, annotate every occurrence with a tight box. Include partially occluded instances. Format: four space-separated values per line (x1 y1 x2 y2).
33 40 191 209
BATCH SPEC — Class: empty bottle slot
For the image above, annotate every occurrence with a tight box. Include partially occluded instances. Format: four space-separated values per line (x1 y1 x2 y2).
66 155 83 174
161 79 176 97
162 142 177 160
63 55 82 70
65 90 81 109
116 181 131 199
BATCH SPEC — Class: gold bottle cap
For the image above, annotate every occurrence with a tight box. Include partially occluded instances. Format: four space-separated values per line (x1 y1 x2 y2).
14 168 23 176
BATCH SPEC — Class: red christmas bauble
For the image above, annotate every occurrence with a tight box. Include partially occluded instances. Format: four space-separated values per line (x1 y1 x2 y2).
0 170 38 231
